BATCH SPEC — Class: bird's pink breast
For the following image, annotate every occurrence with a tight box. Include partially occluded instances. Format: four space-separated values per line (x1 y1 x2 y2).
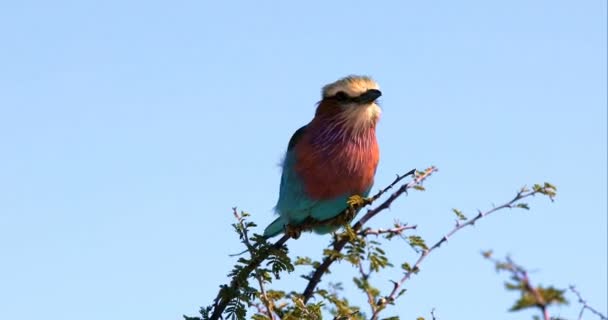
294 127 379 200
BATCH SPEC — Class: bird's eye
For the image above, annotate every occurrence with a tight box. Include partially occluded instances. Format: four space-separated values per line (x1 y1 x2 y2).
334 91 348 101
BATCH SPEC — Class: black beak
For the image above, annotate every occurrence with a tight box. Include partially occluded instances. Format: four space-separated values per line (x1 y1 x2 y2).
355 89 382 104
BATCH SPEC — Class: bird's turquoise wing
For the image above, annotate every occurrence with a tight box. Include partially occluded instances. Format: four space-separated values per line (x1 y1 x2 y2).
264 126 314 237
309 187 371 221
276 126 316 224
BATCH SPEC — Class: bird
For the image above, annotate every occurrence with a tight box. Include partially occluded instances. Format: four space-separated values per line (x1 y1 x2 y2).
263 75 382 238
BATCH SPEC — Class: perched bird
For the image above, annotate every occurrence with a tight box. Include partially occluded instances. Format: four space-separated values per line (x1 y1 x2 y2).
264 75 382 238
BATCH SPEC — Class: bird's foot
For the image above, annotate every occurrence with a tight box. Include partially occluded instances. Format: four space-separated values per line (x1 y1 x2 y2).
347 194 372 209
284 224 302 239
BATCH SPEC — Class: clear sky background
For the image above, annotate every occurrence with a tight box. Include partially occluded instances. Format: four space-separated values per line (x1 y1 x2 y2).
0 1 606 319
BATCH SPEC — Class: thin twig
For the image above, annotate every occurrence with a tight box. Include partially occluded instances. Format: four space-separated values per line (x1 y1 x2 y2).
253 303 268 317
357 261 377 314
360 224 417 237
483 255 551 320
570 285 607 320
302 167 437 303
233 208 276 320
498 256 550 320
370 185 556 320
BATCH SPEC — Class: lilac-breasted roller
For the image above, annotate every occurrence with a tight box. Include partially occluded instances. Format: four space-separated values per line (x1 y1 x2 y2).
263 75 382 238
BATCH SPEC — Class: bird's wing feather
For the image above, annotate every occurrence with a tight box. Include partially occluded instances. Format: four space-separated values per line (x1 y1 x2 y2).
276 125 316 224
287 125 307 151
309 186 372 221
265 126 311 238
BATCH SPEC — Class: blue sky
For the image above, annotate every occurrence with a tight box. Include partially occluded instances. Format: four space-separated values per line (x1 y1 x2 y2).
0 1 606 319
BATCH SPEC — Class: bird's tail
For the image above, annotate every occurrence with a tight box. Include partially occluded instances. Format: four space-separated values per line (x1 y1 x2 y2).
263 217 286 238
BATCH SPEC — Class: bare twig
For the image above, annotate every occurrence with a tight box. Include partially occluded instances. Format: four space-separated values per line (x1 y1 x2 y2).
370 184 556 320
302 167 437 303
358 261 370 281
356 168 427 227
570 285 607 320
359 223 417 237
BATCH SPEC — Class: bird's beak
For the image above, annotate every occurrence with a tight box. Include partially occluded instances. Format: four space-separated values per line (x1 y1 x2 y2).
356 89 382 104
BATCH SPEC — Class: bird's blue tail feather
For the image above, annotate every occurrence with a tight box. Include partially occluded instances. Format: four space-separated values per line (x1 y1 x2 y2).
263 217 285 238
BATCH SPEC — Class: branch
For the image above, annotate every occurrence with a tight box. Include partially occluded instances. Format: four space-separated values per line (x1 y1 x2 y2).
359 223 417 237
499 256 550 320
232 209 276 320
210 232 290 320
208 168 431 319
570 285 607 320
357 261 378 314
370 183 557 320
302 166 437 303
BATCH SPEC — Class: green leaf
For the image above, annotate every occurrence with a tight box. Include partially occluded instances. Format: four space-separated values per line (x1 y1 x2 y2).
537 286 568 306
452 208 467 220
504 281 523 291
544 182 557 190
374 247 386 255
509 286 567 311
510 293 539 311
408 235 428 250
294 256 312 265
324 249 344 260
397 289 406 298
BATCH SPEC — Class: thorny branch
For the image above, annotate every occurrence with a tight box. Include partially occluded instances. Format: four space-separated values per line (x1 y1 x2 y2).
302 166 437 303
359 223 417 237
370 183 557 320
570 285 607 320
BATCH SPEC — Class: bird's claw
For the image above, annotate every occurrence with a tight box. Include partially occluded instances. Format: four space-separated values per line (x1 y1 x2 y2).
347 194 371 208
284 224 302 239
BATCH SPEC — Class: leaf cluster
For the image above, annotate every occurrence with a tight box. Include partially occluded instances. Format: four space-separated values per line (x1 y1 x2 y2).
483 251 569 318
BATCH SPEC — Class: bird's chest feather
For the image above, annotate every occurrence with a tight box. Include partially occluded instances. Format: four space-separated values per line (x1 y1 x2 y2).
293 130 379 200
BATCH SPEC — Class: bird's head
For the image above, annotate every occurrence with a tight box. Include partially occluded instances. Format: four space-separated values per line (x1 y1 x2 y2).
315 75 382 134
